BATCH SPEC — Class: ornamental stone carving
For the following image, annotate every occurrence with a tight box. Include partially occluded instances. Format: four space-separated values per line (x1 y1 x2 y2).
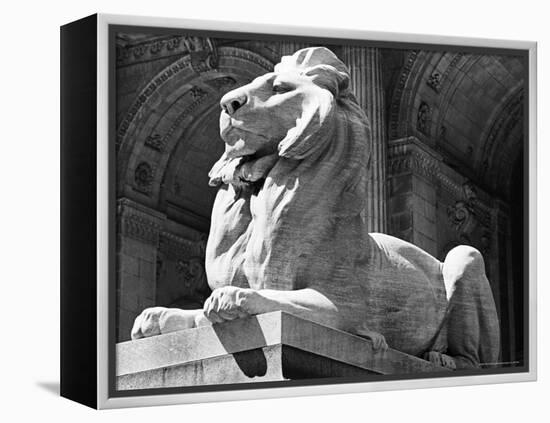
388 136 442 181
416 101 431 134
116 35 217 67
427 71 442 92
134 162 154 194
144 133 164 152
157 232 210 308
389 50 419 139
117 198 165 245
447 182 492 253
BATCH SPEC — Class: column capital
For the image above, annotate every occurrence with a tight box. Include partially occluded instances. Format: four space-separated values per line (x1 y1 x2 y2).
388 136 442 182
117 198 166 245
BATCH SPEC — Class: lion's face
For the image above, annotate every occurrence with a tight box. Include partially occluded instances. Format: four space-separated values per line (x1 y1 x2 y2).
210 47 352 186
219 70 335 160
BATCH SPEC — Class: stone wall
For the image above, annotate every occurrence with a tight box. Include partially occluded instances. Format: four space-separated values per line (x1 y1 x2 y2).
116 198 209 341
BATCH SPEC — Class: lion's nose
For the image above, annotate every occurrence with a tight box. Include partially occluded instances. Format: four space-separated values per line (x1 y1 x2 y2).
220 92 247 115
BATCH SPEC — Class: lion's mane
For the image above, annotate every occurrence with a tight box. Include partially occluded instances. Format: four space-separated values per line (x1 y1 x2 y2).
206 47 374 332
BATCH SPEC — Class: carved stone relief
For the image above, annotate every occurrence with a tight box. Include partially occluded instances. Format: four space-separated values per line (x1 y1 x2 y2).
157 232 210 308
427 71 442 92
416 101 431 135
117 198 165 245
134 162 154 194
446 181 492 255
426 53 466 94
144 133 164 152
116 35 217 68
389 50 419 139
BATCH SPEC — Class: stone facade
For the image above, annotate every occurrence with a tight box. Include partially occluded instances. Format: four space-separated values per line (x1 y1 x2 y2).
114 33 526 365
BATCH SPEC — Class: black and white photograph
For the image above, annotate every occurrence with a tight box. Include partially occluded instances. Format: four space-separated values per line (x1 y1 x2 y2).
111 25 530 395
4 0 549 420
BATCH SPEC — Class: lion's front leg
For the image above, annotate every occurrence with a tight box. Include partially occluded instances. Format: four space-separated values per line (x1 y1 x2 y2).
202 287 346 331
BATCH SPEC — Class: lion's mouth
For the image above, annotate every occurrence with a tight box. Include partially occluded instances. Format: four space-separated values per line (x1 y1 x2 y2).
221 124 261 144
208 150 279 188
221 113 267 142
220 113 279 166
236 153 279 184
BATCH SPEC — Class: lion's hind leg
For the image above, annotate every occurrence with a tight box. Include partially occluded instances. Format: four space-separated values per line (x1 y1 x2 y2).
441 246 500 369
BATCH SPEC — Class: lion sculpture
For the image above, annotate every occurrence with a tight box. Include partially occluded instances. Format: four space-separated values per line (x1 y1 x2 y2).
132 47 500 370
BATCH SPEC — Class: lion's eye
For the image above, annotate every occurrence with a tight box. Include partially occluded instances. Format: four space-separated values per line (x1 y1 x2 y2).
272 83 292 94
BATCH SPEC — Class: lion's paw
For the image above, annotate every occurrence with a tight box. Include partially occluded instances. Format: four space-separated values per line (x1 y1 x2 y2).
131 307 166 340
423 351 457 370
356 326 388 352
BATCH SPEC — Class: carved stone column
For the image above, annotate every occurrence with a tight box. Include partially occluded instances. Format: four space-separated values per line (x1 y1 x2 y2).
117 198 166 342
342 47 387 232
278 42 310 58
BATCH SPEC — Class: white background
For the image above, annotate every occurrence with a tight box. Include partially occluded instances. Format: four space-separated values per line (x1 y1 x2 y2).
1 0 547 421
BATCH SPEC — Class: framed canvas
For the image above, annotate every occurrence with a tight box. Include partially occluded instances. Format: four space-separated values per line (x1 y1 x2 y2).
60 13 537 409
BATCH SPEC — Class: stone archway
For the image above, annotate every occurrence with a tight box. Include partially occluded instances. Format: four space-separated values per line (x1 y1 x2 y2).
116 46 274 212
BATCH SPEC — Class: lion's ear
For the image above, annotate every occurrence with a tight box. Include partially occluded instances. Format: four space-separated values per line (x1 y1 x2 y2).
277 91 335 160
276 47 351 98
304 64 350 98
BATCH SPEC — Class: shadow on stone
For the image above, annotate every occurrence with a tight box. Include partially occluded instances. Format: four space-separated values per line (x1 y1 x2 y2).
36 381 60 396
213 317 268 378
232 349 268 377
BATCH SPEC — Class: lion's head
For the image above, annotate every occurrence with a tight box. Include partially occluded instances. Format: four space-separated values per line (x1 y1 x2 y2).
209 47 356 187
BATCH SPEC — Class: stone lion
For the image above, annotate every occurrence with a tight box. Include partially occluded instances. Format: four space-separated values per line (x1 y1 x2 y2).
132 47 500 370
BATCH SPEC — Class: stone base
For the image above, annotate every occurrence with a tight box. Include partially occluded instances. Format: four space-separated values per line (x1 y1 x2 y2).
116 311 449 390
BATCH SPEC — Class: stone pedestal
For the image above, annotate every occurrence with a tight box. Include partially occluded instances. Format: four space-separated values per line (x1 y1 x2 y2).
116 311 448 390
342 47 387 232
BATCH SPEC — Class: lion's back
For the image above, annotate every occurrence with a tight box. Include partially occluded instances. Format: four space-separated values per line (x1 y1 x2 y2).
358 233 448 355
